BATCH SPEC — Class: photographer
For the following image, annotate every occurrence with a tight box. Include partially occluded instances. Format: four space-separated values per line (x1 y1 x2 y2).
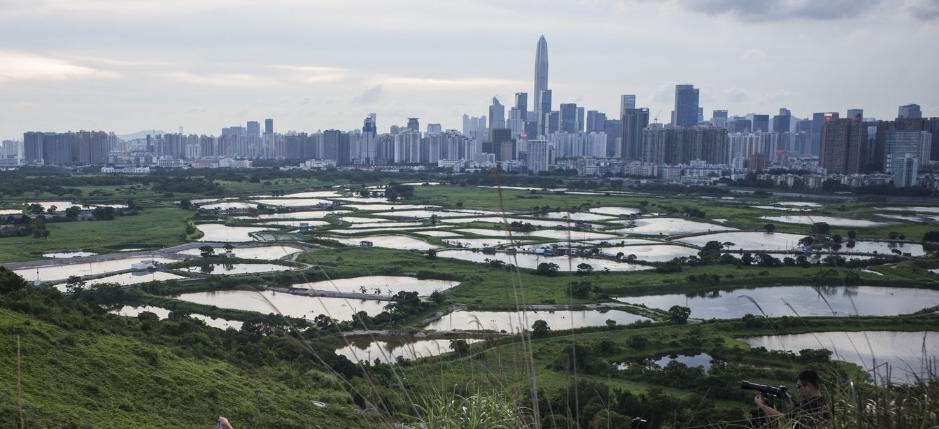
753 369 828 428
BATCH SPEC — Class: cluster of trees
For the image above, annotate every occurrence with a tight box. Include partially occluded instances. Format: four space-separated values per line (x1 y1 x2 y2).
384 182 415 202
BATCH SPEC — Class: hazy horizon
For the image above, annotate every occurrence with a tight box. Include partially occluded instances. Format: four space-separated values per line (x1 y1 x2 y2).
1 0 938 140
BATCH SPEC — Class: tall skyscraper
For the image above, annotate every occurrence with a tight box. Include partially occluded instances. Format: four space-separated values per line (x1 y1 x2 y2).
576 107 585 133
885 131 931 187
246 121 260 138
538 89 552 136
772 109 792 133
489 97 505 130
711 110 728 128
751 115 770 133
673 84 700 126
407 118 420 132
820 118 866 174
622 108 650 161
811 112 839 156
898 104 922 119
515 92 528 121
559 103 578 133
534 35 548 136
264 118 274 135
847 108 864 120
620 95 636 118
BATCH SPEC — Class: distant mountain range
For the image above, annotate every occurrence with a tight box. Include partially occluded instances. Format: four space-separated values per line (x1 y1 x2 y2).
117 130 166 141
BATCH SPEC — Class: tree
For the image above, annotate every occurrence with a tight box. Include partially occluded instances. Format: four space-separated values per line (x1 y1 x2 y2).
65 275 86 294
449 339 470 357
847 230 857 240
567 281 591 299
223 243 234 252
668 305 691 324
605 319 617 329
532 319 550 338
313 314 336 330
179 199 192 210
698 241 723 263
741 253 754 266
426 249 437 260
536 262 560 276
576 263 593 275
887 231 899 240
763 223 775 233
64 205 81 219
199 245 215 258
811 222 830 236
429 290 445 304
0 267 28 294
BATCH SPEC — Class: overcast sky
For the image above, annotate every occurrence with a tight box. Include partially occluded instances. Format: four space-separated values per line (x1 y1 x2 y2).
1 0 938 140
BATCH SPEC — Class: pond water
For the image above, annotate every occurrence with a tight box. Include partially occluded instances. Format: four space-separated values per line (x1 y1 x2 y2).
616 286 939 319
179 263 294 275
588 207 642 216
612 218 736 236
335 339 481 364
760 215 890 228
113 305 243 330
876 213 939 223
199 201 256 210
330 226 444 235
294 276 458 295
175 290 388 321
445 238 528 248
839 241 925 256
260 220 329 228
777 201 822 207
252 198 332 208
348 222 426 229
373 209 478 219
745 331 939 383
424 309 649 332
598 245 699 262
881 206 939 214
526 229 621 240
438 249 653 272
543 212 618 222
178 245 302 260
339 216 391 224
24 201 75 210
616 353 713 372
343 203 436 211
255 210 349 220
196 224 268 242
0 209 22 215
86 271 186 286
14 257 176 283
677 232 806 251
327 235 437 250
442 216 589 229
42 251 98 258
414 230 463 237
278 191 343 198
751 205 812 212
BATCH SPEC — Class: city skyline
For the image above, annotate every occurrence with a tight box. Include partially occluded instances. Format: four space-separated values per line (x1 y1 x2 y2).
1 0 938 140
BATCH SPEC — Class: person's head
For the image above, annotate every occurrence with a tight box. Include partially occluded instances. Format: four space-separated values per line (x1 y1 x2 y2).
796 369 821 397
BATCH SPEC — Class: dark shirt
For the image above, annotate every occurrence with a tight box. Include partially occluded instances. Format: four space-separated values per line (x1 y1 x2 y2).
785 395 828 429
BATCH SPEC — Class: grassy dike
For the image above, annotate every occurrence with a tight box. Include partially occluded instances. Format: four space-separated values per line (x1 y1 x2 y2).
0 308 370 429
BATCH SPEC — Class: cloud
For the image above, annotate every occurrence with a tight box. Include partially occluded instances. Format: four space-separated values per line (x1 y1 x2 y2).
268 64 346 83
742 48 768 61
906 0 939 19
164 71 278 87
353 85 383 104
723 88 750 103
672 0 881 21
0 51 120 82
382 75 527 89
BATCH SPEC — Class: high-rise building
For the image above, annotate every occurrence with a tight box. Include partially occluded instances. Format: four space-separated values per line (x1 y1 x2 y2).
246 121 260 138
604 119 622 158
538 89 552 136
772 109 792 133
586 111 607 133
514 92 528 122
527 139 550 173
711 110 728 128
819 118 866 174
811 112 839 156
533 35 549 136
489 97 505 131
22 131 110 166
507 108 525 137
751 114 770 133
673 84 700 126
898 104 922 119
576 107 585 133
885 131 931 186
847 109 864 120
545 111 560 134
620 95 636 118
427 123 442 134
407 118 420 132
621 108 650 161
264 119 274 135
559 103 578 133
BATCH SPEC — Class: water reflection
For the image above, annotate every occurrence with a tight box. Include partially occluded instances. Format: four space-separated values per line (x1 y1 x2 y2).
424 309 648 332
616 286 939 319
175 290 387 322
335 338 481 364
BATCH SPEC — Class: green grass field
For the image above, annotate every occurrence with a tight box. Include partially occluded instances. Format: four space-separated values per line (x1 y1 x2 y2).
0 207 193 262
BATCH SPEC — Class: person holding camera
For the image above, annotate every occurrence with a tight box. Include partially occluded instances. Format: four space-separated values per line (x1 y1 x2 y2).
753 369 828 428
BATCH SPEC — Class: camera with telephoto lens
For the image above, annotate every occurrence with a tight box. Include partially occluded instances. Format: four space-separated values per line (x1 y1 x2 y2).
741 380 789 398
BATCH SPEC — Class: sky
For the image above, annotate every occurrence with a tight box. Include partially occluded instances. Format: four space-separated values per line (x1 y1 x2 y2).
1 0 938 140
